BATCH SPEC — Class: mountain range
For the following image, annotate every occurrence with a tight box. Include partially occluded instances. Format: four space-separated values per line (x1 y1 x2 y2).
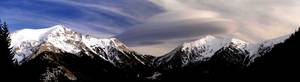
10 25 299 81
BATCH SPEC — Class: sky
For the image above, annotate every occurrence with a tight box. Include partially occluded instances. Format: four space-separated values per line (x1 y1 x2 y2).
1 0 300 56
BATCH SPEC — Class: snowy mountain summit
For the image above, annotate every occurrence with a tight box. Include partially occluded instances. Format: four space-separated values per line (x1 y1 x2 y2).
11 25 130 64
154 35 288 69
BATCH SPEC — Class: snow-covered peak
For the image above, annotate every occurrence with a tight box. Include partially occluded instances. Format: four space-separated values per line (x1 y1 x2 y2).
11 26 54 47
182 36 249 52
181 35 231 58
11 25 76 63
82 35 131 64
156 35 252 67
83 36 128 50
46 25 83 54
48 25 73 35
229 38 249 49
11 25 130 64
10 25 70 45
155 34 292 68
10 24 74 47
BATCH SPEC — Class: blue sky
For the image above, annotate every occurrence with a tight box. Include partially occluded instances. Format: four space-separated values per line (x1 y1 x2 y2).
1 0 299 56
0 0 162 36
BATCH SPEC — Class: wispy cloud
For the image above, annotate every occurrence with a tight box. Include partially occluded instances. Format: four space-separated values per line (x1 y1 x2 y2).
0 0 162 38
43 0 141 22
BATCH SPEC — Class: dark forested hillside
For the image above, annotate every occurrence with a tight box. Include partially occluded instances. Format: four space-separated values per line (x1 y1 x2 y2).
248 28 300 80
17 51 157 82
0 22 17 81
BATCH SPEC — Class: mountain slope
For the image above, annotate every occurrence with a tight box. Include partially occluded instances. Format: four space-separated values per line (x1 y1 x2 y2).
154 35 287 70
246 28 300 80
152 34 290 80
155 29 297 81
10 25 149 66
11 25 156 81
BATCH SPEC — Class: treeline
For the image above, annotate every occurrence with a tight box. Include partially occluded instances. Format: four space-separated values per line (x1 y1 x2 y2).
0 22 17 81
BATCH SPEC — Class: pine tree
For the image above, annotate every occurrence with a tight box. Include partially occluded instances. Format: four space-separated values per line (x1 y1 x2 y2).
0 21 15 80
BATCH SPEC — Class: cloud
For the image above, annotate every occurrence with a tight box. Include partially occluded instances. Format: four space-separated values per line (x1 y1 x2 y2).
168 0 299 41
44 0 140 21
2 0 300 56
116 0 300 56
129 43 178 56
117 10 237 46
150 0 300 41
116 10 238 56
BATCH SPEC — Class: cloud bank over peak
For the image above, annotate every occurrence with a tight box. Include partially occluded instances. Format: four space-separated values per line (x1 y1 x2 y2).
117 0 300 56
117 10 237 46
149 0 300 41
